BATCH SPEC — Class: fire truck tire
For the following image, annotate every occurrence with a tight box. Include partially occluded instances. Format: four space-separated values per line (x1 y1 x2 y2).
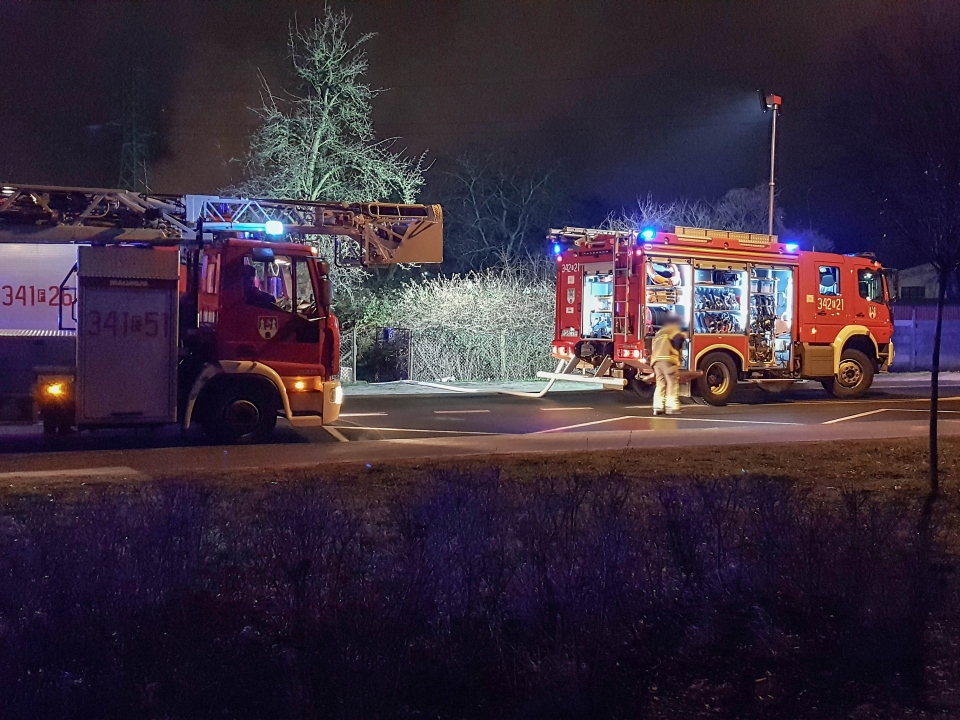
624 367 654 397
202 382 279 444
695 352 737 406
821 348 874 399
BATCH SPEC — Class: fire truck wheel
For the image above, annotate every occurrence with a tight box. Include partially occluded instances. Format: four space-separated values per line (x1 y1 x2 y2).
695 352 737 406
624 367 654 397
822 348 874 399
203 383 279 444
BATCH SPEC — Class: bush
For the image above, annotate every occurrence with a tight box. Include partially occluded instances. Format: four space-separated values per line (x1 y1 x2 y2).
388 265 556 381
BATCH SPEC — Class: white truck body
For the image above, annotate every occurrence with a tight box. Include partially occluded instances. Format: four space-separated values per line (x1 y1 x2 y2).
0 243 78 331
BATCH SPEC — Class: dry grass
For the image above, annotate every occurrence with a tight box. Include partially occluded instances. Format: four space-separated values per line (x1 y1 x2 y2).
2 437 960 718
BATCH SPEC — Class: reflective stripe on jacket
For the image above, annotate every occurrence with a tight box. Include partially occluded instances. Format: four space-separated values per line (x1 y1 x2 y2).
651 327 685 366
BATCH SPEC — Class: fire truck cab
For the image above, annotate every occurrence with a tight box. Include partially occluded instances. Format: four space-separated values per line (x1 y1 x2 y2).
547 226 893 405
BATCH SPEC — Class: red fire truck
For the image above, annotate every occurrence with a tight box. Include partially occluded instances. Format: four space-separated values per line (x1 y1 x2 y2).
0 184 442 441
544 225 893 405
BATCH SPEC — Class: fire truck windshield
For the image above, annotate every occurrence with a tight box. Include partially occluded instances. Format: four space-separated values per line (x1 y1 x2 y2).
244 256 293 311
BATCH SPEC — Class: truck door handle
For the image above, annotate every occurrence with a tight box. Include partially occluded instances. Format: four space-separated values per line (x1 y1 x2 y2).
856 312 865 318
817 311 826 316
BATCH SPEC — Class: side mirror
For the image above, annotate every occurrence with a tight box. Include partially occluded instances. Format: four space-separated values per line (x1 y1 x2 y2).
884 269 899 302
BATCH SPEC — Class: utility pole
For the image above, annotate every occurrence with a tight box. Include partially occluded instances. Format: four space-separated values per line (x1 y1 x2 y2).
758 90 782 236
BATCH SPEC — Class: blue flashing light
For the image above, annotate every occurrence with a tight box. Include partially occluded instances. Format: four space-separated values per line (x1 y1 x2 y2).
553 243 562 255
264 220 284 236
640 227 656 241
785 242 800 253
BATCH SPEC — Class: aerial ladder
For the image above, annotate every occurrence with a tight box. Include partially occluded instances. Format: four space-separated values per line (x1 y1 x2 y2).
0 183 443 265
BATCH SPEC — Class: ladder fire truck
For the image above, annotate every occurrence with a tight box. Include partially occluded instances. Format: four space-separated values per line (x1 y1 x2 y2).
0 183 442 441
544 226 893 405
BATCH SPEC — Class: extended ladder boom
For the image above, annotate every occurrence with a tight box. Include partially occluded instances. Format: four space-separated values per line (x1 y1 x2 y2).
0 183 443 266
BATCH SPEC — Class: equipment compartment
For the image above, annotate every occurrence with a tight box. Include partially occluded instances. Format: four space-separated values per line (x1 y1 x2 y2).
748 266 795 368
582 273 614 338
693 267 747 335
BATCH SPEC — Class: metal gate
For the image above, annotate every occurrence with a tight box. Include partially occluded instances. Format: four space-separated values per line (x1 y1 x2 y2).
340 327 412 382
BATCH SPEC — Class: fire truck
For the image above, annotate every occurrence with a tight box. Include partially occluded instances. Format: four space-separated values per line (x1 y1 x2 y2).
543 226 893 405
0 184 442 441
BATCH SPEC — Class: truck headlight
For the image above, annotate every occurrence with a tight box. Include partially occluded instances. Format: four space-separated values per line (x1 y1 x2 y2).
333 385 343 405
44 382 65 397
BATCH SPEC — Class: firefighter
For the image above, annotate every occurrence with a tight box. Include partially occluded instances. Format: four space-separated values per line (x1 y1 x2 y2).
242 263 278 309
651 313 686 415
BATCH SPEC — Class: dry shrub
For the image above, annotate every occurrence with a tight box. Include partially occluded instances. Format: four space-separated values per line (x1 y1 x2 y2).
391 265 555 380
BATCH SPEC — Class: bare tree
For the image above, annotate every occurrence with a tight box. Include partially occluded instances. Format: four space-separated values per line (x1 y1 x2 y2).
611 185 788 235
860 2 960 495
714 185 781 233
782 228 835 253
607 194 715 232
240 6 426 204
237 6 428 316
440 151 560 272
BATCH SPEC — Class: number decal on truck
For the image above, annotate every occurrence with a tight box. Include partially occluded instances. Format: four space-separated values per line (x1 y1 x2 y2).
1 285 75 307
87 310 169 338
561 264 580 273
816 297 844 311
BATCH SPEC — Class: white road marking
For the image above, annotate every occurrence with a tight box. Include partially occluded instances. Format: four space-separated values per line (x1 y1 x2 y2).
649 416 804 426
534 416 637 434
623 405 708 410
339 412 388 418
337 425 496 435
823 407 960 425
889 408 960 414
323 426 350 442
0 466 144 480
541 406 594 411
777 396 960 407
536 414 803 434
822 409 887 424
434 409 491 414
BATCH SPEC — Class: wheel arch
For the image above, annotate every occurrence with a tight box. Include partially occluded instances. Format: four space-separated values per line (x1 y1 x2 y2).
694 344 745 375
184 361 289 429
834 326 879 372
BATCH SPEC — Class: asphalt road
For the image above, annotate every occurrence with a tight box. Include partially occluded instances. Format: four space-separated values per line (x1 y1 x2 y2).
1 374 959 478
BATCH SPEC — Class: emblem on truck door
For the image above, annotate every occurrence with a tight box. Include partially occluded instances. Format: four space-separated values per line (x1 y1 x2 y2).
869 305 877 319
258 316 278 340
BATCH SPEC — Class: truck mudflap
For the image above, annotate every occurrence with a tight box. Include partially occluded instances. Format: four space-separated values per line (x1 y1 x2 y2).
183 362 341 429
881 341 895 371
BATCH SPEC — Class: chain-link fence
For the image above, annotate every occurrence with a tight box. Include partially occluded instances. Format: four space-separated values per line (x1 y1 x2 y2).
339 326 552 383
408 328 552 381
338 267 558 383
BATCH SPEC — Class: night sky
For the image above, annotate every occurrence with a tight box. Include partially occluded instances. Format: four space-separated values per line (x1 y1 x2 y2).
0 1 929 262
